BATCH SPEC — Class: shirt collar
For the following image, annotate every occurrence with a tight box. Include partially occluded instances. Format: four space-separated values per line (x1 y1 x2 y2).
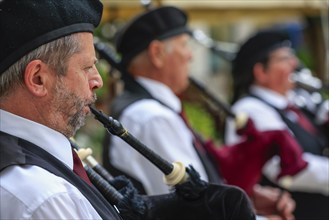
250 85 290 109
136 77 182 113
0 109 73 169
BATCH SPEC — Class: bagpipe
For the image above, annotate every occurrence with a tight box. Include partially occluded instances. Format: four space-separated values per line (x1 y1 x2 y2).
72 110 256 220
187 76 308 195
94 39 308 196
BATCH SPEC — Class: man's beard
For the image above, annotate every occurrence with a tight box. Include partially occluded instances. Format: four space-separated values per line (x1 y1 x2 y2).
66 93 97 136
52 80 97 137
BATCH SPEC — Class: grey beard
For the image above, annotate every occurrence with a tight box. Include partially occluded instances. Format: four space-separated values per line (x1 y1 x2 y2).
66 93 97 137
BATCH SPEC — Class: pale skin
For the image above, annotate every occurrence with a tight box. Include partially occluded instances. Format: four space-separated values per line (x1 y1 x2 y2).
0 33 103 138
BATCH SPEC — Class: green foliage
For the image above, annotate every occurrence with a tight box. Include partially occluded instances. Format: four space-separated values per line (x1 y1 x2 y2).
183 101 222 144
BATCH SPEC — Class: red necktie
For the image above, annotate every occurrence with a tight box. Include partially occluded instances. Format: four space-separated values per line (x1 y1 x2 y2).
72 148 93 186
179 108 222 183
179 110 204 150
286 105 317 134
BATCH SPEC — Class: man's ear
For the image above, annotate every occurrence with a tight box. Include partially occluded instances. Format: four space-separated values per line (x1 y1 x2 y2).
253 63 267 85
24 60 50 97
148 40 166 68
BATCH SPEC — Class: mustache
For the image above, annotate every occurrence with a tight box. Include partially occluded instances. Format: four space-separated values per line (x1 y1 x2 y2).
85 93 97 115
87 93 97 106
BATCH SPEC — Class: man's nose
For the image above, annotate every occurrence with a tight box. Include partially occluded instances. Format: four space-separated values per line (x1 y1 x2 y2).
90 68 103 90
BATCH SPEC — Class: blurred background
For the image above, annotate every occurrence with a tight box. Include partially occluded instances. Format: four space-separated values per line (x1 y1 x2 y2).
75 0 329 162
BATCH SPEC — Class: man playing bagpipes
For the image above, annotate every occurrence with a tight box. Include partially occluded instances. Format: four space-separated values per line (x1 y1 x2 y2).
225 29 329 219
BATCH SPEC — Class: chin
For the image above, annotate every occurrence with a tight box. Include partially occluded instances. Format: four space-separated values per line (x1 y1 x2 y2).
69 123 84 137
67 113 86 135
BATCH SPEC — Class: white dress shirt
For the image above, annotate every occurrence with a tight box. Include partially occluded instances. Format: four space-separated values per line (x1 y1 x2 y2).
0 109 102 219
110 77 209 195
225 85 329 195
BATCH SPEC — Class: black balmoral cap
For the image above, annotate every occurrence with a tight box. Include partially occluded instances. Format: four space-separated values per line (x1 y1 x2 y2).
232 29 291 76
115 6 191 66
0 0 103 74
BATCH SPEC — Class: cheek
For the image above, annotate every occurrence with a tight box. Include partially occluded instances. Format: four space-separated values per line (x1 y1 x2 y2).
276 69 294 91
270 64 290 82
169 51 190 78
178 54 190 72
281 67 293 82
75 72 90 87
66 73 89 96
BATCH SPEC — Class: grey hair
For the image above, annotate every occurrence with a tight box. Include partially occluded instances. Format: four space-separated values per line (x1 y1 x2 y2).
0 33 82 97
128 38 174 69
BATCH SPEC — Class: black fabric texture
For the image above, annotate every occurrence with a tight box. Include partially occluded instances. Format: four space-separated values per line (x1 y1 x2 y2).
0 0 103 74
142 183 255 220
115 6 191 66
